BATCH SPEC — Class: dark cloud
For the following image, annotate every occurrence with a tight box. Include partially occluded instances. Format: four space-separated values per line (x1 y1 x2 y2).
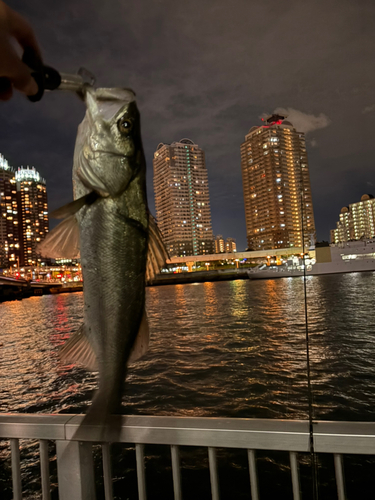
1 0 375 249
363 105 375 114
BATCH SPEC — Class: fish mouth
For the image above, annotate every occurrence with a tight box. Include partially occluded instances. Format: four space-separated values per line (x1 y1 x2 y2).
89 150 130 160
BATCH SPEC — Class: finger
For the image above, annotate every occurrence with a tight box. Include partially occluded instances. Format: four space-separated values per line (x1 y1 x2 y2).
4 3 42 58
0 38 39 96
0 77 13 101
12 67 38 96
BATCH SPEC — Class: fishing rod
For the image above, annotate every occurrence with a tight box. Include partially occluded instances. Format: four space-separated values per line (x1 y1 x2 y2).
300 179 319 500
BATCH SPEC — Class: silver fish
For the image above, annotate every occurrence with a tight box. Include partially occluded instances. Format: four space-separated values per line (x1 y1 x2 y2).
39 87 167 430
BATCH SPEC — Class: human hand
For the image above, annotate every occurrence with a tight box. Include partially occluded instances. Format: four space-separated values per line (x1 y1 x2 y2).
0 0 41 100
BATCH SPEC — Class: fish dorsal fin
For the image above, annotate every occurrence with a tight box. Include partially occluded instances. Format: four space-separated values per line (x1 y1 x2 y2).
37 215 80 259
59 310 149 371
146 214 169 281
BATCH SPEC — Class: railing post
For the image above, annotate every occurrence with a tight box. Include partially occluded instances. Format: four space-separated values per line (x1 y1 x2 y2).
10 438 22 500
171 445 182 500
56 440 96 500
136 443 147 500
289 451 301 500
334 453 346 500
39 440 51 500
208 447 220 500
102 443 113 500
247 450 259 500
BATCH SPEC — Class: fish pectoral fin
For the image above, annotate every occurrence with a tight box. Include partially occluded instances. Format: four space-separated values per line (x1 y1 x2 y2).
50 193 95 219
146 214 169 280
128 310 149 364
37 215 80 259
59 324 98 371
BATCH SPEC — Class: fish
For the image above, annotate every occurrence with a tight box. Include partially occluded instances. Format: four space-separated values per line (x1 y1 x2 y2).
39 87 168 433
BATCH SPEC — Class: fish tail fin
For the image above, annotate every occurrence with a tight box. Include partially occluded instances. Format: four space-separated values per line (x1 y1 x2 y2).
75 382 125 441
59 325 98 371
73 402 123 442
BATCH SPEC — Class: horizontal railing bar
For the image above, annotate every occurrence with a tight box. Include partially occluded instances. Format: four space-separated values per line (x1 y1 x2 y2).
2 415 375 455
0 414 75 440
64 416 311 451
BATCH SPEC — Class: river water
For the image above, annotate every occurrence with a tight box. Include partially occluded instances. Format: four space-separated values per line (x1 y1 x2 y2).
1 274 375 499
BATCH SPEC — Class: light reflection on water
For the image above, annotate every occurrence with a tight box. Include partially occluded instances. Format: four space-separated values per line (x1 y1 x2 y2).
0 274 374 421
1 274 375 499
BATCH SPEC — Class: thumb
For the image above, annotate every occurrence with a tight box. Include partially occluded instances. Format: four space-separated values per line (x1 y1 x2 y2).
11 60 38 96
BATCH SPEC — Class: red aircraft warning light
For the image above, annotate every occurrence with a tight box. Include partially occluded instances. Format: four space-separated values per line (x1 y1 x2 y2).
261 113 286 128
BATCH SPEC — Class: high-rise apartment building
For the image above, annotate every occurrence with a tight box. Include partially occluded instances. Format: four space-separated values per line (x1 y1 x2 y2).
215 235 237 253
0 154 19 268
15 166 49 266
153 138 214 257
331 194 375 243
215 235 225 254
225 237 237 253
241 114 316 251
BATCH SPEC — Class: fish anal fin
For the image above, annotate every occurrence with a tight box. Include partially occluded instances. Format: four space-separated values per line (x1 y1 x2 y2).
60 325 98 371
128 310 149 364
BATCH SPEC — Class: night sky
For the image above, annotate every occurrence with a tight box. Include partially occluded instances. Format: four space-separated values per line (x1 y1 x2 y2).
1 0 374 250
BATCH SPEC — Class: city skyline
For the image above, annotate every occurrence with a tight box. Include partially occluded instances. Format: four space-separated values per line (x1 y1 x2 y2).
0 1 374 251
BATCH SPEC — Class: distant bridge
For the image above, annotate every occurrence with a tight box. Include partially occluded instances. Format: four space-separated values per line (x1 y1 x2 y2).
168 247 314 266
0 276 62 303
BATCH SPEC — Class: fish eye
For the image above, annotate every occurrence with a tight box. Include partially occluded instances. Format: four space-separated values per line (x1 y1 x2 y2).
118 117 133 134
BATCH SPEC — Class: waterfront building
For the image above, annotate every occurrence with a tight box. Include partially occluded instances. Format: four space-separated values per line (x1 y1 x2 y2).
240 114 316 250
215 235 225 254
225 237 237 253
153 138 214 257
15 166 49 266
0 154 19 268
215 235 237 254
331 194 375 243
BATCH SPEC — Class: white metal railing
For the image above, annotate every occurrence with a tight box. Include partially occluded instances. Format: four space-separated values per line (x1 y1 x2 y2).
2 414 375 500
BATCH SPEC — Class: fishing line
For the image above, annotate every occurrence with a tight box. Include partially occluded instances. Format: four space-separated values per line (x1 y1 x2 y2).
300 185 319 500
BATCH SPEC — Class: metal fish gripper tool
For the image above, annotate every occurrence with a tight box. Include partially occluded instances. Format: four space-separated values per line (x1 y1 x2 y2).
22 47 96 101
